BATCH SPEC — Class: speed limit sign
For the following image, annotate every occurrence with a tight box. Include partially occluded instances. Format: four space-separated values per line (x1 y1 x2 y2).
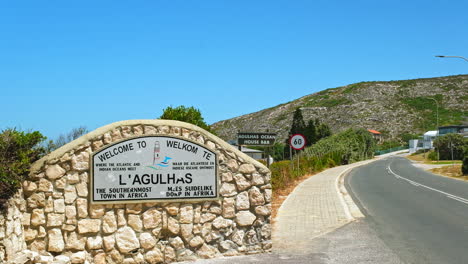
290 134 306 150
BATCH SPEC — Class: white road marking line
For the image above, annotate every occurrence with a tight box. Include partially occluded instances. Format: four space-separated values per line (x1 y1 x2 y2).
446 194 468 203
388 163 468 206
447 196 468 205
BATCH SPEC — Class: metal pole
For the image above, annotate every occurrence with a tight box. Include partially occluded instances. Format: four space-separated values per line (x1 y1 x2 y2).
450 141 455 167
266 146 270 168
429 97 439 161
297 150 300 172
290 144 293 171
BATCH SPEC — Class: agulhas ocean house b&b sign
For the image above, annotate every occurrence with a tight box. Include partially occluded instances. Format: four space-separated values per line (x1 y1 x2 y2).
91 135 217 203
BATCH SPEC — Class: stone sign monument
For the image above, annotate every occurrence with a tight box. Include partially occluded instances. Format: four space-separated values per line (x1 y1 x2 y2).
0 120 272 264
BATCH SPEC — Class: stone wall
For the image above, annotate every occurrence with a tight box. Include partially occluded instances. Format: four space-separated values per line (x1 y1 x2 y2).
0 190 27 262
19 120 271 263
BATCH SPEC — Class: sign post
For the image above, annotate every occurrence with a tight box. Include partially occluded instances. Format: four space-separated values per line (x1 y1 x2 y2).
289 134 306 172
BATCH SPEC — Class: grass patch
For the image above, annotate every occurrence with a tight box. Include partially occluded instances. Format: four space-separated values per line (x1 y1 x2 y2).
303 97 353 108
396 79 418 88
430 161 462 165
273 112 289 125
342 82 372 94
408 152 462 165
430 165 465 179
400 95 468 130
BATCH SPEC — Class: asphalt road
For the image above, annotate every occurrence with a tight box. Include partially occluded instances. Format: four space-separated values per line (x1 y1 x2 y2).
346 156 468 264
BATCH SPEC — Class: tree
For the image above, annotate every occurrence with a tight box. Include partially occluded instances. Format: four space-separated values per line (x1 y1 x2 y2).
46 126 89 152
305 119 317 147
0 129 46 207
433 133 468 160
462 146 468 175
284 109 306 158
289 108 306 136
304 118 331 147
271 142 286 161
317 122 331 141
159 106 211 132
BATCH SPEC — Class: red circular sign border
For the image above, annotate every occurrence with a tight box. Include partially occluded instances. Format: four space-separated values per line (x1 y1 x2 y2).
289 134 307 150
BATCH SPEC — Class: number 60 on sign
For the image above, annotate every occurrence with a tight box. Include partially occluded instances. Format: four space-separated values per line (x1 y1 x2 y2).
289 134 306 150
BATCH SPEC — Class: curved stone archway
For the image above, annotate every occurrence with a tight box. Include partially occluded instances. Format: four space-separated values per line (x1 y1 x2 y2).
12 120 272 263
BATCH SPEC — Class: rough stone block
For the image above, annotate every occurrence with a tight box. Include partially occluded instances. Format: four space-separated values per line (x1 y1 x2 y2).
249 186 265 206
236 211 256 226
48 228 65 252
77 219 101 234
143 208 162 229
30 208 46 226
139 232 156 249
87 236 103 250
236 191 250 210
102 211 117 234
46 164 66 180
179 204 193 224
234 174 251 191
115 226 140 253
238 164 256 174
47 213 65 227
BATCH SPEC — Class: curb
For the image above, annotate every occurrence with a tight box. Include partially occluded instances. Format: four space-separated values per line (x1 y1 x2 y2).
335 165 365 220
334 157 392 221
334 151 407 220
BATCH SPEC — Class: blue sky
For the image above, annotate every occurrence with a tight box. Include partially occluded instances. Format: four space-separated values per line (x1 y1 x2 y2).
1 0 467 140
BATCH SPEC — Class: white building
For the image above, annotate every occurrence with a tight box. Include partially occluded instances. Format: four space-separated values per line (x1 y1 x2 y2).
423 130 438 149
409 130 438 154
240 146 264 160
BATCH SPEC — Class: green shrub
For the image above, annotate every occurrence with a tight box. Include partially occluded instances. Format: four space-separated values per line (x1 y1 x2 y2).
0 129 46 208
427 150 438 161
433 133 468 160
271 128 375 191
327 158 336 167
270 160 292 190
303 128 375 165
376 140 403 151
462 147 468 175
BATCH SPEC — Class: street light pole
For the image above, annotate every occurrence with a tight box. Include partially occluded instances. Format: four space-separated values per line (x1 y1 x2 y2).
428 97 439 161
434 54 467 161
435 55 468 62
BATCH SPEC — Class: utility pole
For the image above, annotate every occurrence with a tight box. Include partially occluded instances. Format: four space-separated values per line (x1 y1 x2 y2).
428 97 439 161
434 54 467 164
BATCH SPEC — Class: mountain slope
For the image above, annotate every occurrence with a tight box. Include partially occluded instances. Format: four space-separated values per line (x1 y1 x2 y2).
211 75 468 142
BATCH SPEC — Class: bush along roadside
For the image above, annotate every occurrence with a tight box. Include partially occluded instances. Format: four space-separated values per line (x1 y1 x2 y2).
433 133 468 161
0 129 46 210
271 128 375 191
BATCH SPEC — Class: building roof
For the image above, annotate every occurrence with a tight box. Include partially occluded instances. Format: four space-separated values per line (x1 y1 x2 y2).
367 129 381 135
424 131 438 137
241 147 263 153
438 125 468 129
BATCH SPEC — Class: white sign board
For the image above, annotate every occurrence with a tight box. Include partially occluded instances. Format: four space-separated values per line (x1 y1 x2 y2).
290 134 306 150
91 136 217 203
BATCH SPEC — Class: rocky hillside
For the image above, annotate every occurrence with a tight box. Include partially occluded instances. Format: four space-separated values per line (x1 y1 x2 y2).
211 75 468 142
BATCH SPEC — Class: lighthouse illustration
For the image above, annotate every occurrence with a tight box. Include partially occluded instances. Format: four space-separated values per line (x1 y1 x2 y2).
153 141 161 164
147 140 172 170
